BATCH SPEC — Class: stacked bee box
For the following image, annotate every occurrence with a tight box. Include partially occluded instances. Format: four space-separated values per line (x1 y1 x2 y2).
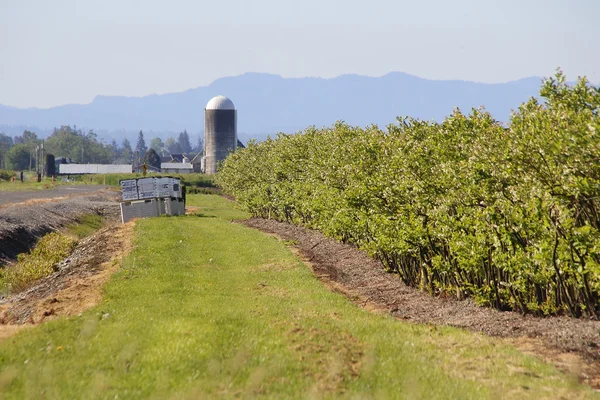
119 177 185 223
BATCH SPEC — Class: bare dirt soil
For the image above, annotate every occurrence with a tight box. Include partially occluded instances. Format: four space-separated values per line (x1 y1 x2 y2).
241 217 600 389
0 187 129 339
0 188 120 263
0 221 134 339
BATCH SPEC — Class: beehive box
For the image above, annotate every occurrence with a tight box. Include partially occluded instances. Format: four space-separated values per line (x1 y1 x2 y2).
120 179 139 201
156 177 172 198
171 178 182 198
137 178 157 199
120 199 161 223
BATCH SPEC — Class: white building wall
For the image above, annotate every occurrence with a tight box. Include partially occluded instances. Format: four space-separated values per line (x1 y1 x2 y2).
161 163 194 174
60 164 132 174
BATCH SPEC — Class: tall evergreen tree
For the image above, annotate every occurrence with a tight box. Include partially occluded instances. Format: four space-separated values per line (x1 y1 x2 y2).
143 148 161 170
121 138 133 163
193 135 204 155
109 139 119 163
150 137 164 154
135 130 147 158
177 130 192 154
165 137 181 154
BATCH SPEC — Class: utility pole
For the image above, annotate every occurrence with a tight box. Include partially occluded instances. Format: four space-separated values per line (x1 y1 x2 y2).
35 144 39 174
41 140 45 177
34 144 42 182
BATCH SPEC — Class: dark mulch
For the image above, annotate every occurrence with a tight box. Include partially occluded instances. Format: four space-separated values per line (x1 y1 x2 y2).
242 217 600 387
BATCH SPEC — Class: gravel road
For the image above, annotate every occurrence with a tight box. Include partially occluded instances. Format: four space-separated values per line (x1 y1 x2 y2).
0 185 110 206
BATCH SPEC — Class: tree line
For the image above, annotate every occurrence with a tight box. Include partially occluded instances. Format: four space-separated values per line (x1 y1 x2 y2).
0 127 203 171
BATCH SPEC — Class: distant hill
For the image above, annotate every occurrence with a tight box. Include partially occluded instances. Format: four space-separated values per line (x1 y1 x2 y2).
0 72 544 142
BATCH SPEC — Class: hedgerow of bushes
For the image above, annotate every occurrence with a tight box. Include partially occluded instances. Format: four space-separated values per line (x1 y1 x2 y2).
217 72 600 317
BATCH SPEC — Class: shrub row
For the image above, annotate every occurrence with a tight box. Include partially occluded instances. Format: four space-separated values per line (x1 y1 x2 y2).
217 72 600 317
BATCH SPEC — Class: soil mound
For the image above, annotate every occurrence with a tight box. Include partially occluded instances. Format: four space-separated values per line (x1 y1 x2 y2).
0 222 133 326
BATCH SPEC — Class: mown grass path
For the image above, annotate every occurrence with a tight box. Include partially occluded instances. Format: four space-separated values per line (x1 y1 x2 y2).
0 195 596 399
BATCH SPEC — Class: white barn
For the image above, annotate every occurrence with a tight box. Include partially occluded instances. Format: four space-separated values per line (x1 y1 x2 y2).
161 162 194 174
59 164 132 174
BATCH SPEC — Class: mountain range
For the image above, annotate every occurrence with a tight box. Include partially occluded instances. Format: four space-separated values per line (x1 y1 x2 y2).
0 72 545 143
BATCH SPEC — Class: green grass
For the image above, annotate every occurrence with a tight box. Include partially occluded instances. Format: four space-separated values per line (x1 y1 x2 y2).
0 233 77 294
84 173 146 186
65 214 105 239
0 172 215 192
85 173 215 188
179 173 215 188
0 213 106 293
0 170 93 192
186 192 248 220
0 178 62 192
0 194 595 399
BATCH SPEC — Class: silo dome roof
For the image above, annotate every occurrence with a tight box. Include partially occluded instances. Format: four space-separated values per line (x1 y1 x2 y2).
206 95 235 110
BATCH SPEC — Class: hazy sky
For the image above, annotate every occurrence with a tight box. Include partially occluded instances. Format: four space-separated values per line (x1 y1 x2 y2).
1 0 598 108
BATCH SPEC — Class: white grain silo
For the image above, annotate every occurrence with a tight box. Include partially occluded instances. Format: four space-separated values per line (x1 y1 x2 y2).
204 95 237 174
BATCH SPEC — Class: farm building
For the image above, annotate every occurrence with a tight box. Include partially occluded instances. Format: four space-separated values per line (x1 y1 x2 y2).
204 95 237 174
59 164 132 175
161 162 193 174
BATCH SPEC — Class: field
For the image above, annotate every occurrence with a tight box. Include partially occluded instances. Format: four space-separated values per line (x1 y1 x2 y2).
2 80 600 398
0 173 75 192
0 195 596 398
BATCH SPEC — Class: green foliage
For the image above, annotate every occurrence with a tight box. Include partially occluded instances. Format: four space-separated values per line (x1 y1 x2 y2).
0 133 14 169
120 138 133 163
185 186 221 195
218 72 600 317
13 130 39 167
14 130 38 145
45 126 114 164
82 172 215 188
65 214 104 239
164 136 181 154
0 232 77 293
0 194 592 398
0 169 14 181
135 130 147 158
143 148 161 170
178 173 215 188
5 144 31 171
85 173 146 186
149 137 164 154
177 130 192 153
